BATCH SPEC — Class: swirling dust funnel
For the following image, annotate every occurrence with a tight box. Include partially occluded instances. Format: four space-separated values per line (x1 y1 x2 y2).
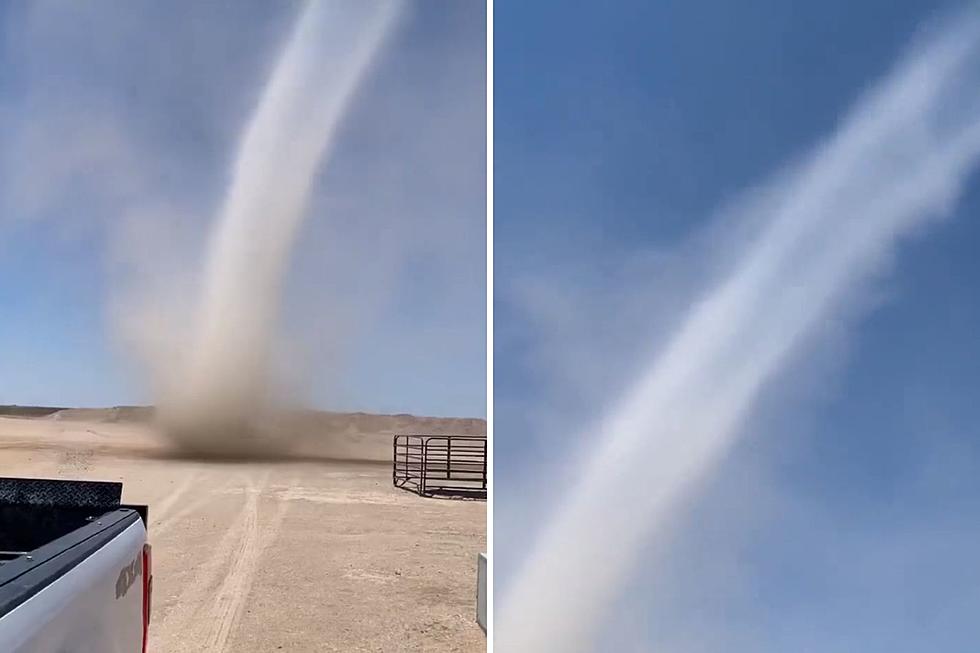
498 13 980 652
158 1 403 456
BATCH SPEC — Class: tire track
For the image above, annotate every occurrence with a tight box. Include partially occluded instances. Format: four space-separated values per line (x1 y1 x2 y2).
199 470 293 653
147 469 201 529
151 470 259 649
151 471 238 539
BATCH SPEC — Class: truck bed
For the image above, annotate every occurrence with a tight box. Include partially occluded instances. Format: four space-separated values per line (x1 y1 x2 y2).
0 477 147 619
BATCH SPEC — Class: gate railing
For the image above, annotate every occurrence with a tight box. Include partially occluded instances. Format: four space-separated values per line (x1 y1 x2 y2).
393 434 487 499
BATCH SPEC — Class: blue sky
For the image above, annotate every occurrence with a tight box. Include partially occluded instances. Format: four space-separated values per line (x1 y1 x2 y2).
496 0 980 650
0 1 486 418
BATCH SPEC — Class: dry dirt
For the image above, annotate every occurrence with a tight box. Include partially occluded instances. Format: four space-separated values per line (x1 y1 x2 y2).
0 410 486 653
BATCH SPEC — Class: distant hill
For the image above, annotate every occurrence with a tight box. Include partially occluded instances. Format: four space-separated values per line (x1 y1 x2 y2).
0 405 69 418
0 405 486 462
0 405 483 431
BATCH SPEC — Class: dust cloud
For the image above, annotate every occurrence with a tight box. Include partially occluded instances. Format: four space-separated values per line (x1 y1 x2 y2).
499 13 980 652
151 2 402 456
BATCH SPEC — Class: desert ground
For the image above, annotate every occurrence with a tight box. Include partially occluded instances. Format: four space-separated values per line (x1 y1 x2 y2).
0 408 486 652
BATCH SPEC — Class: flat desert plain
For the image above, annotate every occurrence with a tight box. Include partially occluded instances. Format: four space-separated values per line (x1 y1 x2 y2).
0 408 486 652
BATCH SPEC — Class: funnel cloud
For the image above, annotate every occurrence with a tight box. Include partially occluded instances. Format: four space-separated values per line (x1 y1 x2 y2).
499 13 980 652
155 1 402 455
0 1 485 424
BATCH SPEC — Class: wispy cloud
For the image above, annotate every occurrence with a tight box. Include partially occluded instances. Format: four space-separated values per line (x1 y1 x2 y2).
498 9 980 651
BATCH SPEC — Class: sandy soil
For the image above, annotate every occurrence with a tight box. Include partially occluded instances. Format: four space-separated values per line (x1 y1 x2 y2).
0 412 486 653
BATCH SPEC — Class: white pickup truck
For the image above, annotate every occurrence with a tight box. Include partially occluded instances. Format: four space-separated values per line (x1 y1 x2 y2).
0 477 152 652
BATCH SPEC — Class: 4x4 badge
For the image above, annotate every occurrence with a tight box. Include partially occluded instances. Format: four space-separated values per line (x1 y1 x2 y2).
115 554 142 599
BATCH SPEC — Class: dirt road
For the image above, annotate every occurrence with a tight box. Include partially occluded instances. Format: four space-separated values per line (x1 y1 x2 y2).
0 415 486 652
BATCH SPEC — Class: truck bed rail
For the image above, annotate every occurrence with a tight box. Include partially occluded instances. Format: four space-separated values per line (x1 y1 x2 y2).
0 477 146 618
